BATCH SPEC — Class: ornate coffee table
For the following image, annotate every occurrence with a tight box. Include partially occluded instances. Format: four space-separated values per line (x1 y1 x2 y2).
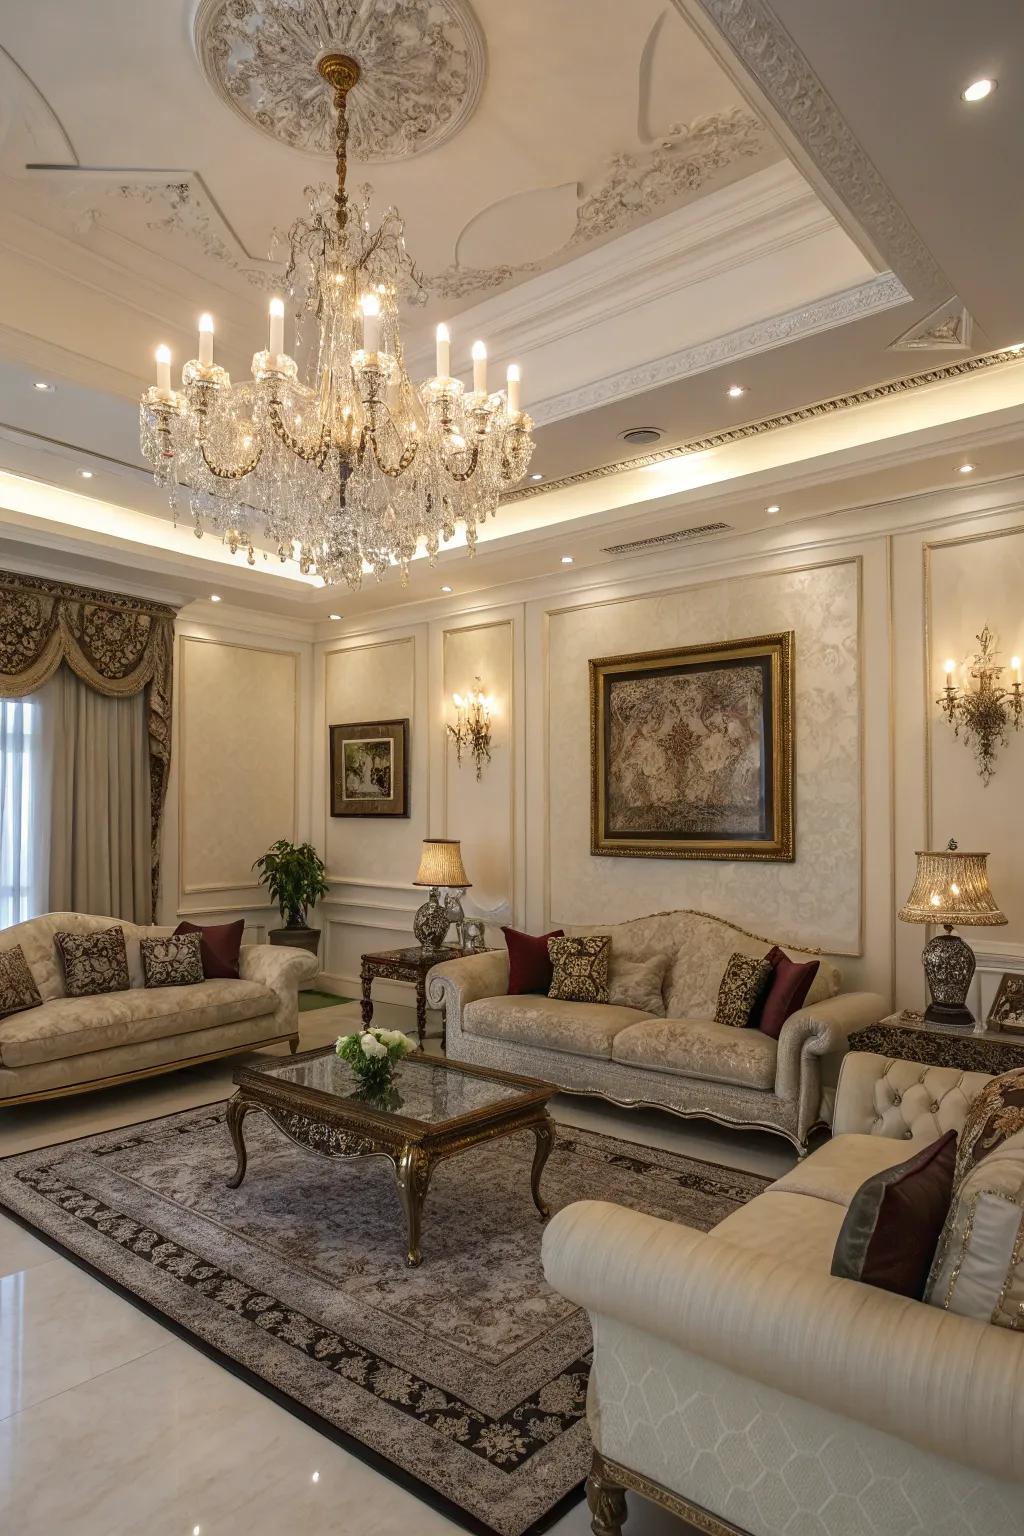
225 1047 556 1266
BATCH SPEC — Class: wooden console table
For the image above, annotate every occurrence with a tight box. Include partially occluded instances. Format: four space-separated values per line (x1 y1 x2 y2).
849 1010 1024 1075
360 945 465 1048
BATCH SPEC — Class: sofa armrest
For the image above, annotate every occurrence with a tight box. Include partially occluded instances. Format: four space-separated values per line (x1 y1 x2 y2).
832 1049 994 1139
774 990 886 1100
239 943 318 1001
542 1199 1024 1483
425 950 509 1012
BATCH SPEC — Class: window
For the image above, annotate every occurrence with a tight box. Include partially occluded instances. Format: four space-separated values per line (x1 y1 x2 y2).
0 697 43 927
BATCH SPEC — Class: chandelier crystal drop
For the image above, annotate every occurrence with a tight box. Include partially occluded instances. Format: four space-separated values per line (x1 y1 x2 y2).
140 53 535 589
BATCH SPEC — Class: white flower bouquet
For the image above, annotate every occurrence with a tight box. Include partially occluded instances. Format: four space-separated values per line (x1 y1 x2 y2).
335 1026 412 1093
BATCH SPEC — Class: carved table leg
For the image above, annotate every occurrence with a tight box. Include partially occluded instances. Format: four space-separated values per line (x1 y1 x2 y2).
394 1143 432 1267
531 1113 555 1219
586 1452 628 1535
225 1096 250 1189
415 977 427 1048
360 962 374 1026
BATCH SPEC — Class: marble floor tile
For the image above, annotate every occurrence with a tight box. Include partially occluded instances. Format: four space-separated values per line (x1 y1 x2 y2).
0 1213 56 1279
0 1254 169 1420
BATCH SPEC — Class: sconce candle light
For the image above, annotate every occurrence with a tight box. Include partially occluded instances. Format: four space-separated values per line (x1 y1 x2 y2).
447 676 493 779
938 626 1023 783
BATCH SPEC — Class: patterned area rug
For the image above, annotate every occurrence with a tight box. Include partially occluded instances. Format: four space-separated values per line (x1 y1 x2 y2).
0 1106 769 1536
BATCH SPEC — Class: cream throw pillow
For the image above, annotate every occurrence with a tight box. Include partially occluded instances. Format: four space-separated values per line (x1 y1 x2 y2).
925 1131 1024 1328
607 954 667 1016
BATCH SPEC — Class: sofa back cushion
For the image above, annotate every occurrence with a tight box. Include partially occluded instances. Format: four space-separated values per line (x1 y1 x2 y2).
566 910 839 1020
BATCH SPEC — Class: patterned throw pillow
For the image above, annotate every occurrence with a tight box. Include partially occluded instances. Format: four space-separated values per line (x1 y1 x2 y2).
714 952 774 1029
0 944 43 1019
608 954 667 1016
949 1066 1024 1189
547 935 610 1005
925 1134 1024 1327
55 927 131 998
140 932 205 989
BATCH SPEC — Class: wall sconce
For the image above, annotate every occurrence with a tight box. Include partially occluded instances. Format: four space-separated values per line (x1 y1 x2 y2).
938 625 1022 784
447 676 492 779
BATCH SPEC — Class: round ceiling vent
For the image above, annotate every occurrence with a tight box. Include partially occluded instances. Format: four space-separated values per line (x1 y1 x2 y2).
620 427 663 446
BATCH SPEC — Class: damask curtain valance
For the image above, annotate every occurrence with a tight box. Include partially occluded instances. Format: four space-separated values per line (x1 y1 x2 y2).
0 570 176 918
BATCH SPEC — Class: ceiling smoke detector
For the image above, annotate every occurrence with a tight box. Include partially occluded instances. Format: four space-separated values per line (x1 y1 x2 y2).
619 428 663 447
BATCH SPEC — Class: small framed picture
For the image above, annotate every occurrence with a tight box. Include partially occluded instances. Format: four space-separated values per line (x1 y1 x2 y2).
987 972 1024 1033
330 719 409 818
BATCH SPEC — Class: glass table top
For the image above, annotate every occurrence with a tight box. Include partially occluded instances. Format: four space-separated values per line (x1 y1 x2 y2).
259 1051 530 1124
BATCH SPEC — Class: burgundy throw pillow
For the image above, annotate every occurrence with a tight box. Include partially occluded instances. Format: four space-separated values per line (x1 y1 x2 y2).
502 926 564 996
754 945 820 1039
830 1130 957 1299
174 919 244 980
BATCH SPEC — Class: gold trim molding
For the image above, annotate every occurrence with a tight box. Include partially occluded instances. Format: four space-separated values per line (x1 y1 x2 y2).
504 347 1024 505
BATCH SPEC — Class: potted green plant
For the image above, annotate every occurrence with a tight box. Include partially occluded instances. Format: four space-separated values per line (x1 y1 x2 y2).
253 839 329 956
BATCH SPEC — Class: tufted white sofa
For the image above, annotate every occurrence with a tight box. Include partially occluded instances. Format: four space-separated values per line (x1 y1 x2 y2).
428 910 885 1153
0 911 318 1107
543 1050 1024 1536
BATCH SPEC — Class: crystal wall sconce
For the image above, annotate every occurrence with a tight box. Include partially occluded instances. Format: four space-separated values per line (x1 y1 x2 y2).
447 677 492 779
938 626 1023 784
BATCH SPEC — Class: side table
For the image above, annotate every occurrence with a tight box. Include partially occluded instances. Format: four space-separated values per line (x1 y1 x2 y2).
360 945 465 1049
849 1009 1024 1075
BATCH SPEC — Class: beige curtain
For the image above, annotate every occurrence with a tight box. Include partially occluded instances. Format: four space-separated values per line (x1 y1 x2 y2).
0 570 175 920
42 668 152 923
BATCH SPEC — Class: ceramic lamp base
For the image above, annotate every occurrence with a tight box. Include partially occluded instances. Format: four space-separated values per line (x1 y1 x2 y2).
922 929 976 1029
413 887 451 954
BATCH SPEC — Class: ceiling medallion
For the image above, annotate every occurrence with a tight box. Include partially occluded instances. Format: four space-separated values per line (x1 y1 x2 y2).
194 0 485 161
139 52 534 590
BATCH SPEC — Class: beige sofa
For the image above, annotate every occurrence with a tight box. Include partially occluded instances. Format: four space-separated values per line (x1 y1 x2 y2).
0 911 318 1107
544 1050 1024 1536
428 910 885 1153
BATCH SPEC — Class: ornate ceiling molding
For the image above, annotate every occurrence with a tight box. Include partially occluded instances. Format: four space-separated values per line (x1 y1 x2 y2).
674 0 949 304
428 106 771 299
503 346 1024 504
890 297 973 353
528 271 908 427
193 0 486 162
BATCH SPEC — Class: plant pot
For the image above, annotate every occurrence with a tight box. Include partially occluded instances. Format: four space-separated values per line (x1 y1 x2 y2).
268 926 320 958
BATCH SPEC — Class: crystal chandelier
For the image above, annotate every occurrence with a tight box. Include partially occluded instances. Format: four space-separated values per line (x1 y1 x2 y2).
140 54 535 589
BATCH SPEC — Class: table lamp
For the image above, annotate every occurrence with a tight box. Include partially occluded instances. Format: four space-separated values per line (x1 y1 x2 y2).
898 839 1006 1028
412 839 471 955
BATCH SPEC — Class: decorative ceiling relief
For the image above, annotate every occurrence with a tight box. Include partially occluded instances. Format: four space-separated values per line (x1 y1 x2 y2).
429 105 769 299
890 296 973 352
193 0 486 161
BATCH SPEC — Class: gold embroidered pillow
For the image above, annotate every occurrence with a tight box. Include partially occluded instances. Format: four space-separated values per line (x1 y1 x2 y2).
55 926 130 998
0 944 43 1019
548 935 610 1005
140 932 204 989
925 1133 1024 1328
714 952 774 1029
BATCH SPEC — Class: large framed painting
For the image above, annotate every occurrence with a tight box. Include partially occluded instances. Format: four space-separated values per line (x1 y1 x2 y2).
590 633 794 861
329 718 409 818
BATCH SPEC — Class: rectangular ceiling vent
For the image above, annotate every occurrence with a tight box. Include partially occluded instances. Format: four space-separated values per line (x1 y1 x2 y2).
602 522 733 557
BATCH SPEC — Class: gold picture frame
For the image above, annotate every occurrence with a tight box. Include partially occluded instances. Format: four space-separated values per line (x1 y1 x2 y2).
590 632 794 861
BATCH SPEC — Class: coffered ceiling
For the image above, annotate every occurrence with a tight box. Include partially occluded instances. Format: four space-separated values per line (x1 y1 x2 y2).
0 0 1021 617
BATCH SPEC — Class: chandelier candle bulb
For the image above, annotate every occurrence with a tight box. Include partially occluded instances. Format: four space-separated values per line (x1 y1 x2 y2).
198 313 214 368
472 340 487 395
1014 656 1022 684
435 322 450 378
506 363 521 414
361 293 381 354
268 297 285 357
155 345 172 399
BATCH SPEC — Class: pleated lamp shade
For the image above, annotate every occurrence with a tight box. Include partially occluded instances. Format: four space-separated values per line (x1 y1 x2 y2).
413 838 471 889
898 847 1006 927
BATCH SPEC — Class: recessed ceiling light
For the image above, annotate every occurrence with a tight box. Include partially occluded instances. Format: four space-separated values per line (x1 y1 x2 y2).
77 469 93 479
620 427 662 446
560 555 574 565
530 472 543 481
441 584 453 593
210 594 222 602
727 385 746 399
328 612 342 620
311 1471 320 1484
765 503 781 514
957 462 975 474
962 78 995 103
33 380 54 392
